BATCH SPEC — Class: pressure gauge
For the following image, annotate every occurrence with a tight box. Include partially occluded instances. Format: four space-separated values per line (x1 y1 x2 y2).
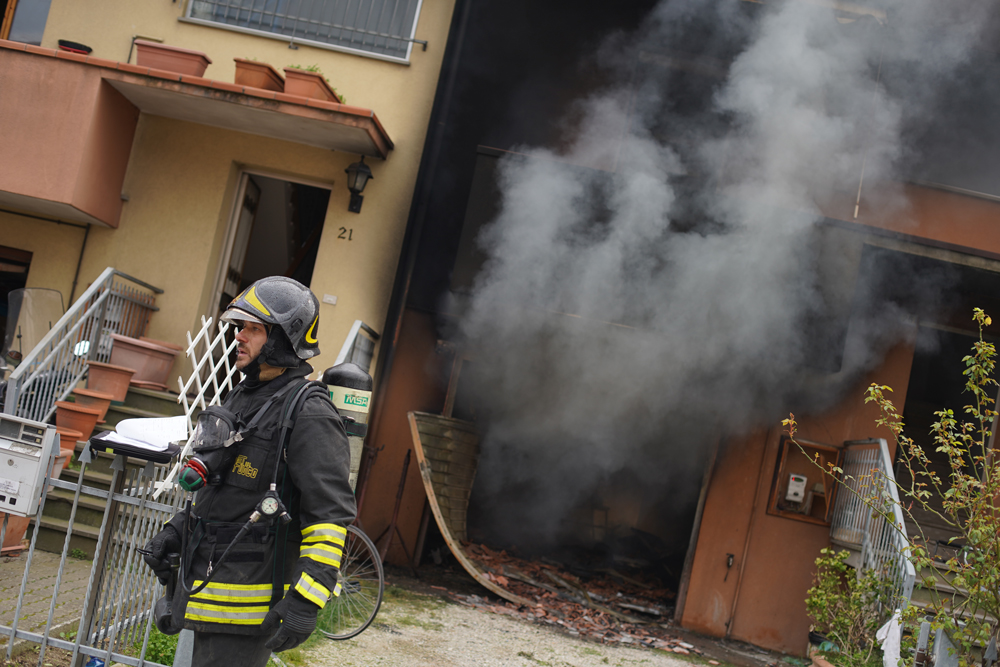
260 496 280 516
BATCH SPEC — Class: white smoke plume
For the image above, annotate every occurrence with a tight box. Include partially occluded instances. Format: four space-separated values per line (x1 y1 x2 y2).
456 0 996 551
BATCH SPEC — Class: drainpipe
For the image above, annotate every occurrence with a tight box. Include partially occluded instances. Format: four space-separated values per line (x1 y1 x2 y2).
69 224 91 305
725 427 773 638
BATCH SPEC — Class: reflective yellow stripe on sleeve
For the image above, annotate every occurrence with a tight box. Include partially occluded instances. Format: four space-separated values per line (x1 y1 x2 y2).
300 543 343 568
301 523 347 543
300 523 347 569
295 572 334 608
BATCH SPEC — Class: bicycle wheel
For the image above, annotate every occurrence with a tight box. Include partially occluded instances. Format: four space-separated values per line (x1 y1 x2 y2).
316 524 384 640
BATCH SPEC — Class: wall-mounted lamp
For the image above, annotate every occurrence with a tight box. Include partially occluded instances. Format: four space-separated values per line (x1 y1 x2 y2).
345 156 373 213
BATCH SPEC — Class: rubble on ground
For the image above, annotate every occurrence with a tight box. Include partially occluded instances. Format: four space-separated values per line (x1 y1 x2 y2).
441 542 699 654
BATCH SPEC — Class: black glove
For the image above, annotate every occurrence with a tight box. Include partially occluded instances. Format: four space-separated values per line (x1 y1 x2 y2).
143 524 181 585
261 593 318 652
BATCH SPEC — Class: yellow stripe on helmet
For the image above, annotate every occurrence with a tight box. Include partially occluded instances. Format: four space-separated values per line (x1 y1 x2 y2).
304 316 319 344
244 285 272 317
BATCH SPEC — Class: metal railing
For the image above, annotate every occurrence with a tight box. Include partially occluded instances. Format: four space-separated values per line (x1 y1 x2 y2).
335 320 380 373
187 0 426 61
830 438 916 608
3 268 162 423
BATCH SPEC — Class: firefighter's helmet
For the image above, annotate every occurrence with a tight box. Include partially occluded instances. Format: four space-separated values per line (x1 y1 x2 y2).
222 277 320 360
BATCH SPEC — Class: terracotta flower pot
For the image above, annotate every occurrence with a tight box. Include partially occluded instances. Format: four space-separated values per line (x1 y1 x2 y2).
140 336 184 352
234 58 284 92
109 334 180 390
283 67 341 103
54 427 83 475
55 401 101 440
55 426 84 449
86 361 135 402
71 388 113 421
0 513 30 556
50 447 74 485
135 40 212 77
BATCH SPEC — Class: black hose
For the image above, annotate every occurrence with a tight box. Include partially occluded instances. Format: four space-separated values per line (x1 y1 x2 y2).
179 501 255 596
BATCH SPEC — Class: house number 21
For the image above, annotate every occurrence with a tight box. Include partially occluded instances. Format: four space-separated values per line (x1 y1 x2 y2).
337 227 354 240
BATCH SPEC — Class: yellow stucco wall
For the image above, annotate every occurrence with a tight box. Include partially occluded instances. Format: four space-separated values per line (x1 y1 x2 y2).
29 0 457 381
68 109 424 380
0 212 87 302
40 0 450 150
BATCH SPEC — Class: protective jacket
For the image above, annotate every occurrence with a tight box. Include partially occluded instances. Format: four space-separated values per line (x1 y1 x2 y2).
169 361 356 635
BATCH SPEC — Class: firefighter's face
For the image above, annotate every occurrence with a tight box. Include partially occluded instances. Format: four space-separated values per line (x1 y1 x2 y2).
235 321 268 369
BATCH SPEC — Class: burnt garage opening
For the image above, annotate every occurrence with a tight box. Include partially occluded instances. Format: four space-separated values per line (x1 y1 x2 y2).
381 0 755 609
443 147 717 598
371 0 1000 645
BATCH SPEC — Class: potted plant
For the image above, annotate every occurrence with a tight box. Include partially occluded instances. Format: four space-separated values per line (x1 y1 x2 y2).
283 65 342 103
234 58 284 92
135 40 213 77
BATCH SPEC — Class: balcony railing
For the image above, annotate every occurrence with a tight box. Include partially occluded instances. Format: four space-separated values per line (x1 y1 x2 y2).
186 0 426 63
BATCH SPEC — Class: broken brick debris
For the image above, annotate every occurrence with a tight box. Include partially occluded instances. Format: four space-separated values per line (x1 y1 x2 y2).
444 543 694 654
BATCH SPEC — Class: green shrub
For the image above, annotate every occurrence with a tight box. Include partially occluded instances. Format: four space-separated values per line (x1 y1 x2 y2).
141 626 179 665
806 548 906 667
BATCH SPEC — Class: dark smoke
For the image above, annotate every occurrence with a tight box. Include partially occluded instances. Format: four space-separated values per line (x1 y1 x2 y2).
455 0 996 554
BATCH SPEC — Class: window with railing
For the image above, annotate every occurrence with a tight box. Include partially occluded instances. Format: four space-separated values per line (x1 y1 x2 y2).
186 0 424 62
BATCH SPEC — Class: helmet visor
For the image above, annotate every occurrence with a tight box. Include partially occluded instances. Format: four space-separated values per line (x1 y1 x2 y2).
220 307 264 326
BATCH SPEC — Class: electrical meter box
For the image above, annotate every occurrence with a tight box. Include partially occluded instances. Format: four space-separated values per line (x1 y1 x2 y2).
0 414 57 517
786 473 807 503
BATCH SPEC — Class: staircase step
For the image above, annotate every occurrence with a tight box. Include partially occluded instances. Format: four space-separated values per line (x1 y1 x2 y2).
45 486 108 511
28 516 101 558
123 386 185 416
103 404 178 428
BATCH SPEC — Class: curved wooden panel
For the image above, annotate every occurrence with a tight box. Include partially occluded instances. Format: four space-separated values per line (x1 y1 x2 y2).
408 411 533 607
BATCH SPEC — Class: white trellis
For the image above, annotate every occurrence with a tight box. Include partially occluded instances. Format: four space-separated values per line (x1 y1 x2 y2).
154 316 240 497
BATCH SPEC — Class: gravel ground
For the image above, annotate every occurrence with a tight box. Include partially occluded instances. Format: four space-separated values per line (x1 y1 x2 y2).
304 585 708 667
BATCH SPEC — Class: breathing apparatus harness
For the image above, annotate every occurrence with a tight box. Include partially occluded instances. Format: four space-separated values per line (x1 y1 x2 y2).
176 379 329 596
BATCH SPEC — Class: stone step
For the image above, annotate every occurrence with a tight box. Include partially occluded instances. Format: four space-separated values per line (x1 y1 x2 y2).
57 465 115 491
122 386 186 416
28 516 101 559
102 404 177 429
42 488 108 528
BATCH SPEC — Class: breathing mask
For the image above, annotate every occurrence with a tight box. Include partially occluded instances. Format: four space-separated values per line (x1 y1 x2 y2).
178 406 246 492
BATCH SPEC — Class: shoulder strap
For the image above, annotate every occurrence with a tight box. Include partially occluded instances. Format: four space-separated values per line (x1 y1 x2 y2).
269 380 327 485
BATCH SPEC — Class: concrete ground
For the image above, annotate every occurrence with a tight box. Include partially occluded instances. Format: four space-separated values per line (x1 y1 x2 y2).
296 566 796 667
0 550 93 650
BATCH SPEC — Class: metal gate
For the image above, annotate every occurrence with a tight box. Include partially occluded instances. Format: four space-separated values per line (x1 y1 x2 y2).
0 445 183 666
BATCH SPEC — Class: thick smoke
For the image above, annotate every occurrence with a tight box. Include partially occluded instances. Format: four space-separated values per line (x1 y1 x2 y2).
456 0 996 552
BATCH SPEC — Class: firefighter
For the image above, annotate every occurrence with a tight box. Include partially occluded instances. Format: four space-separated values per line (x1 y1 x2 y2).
142 276 356 667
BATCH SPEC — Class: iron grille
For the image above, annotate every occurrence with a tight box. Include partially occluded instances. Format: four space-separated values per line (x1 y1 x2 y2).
188 0 423 61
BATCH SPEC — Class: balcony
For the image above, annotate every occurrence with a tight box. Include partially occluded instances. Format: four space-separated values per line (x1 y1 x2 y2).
0 39 393 228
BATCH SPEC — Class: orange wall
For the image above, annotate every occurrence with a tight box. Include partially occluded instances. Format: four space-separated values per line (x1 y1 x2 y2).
0 47 137 226
823 183 1000 259
72 81 140 226
360 308 451 565
681 341 915 655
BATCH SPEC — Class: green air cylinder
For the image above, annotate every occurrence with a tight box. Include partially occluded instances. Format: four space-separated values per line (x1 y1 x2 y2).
322 363 373 491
